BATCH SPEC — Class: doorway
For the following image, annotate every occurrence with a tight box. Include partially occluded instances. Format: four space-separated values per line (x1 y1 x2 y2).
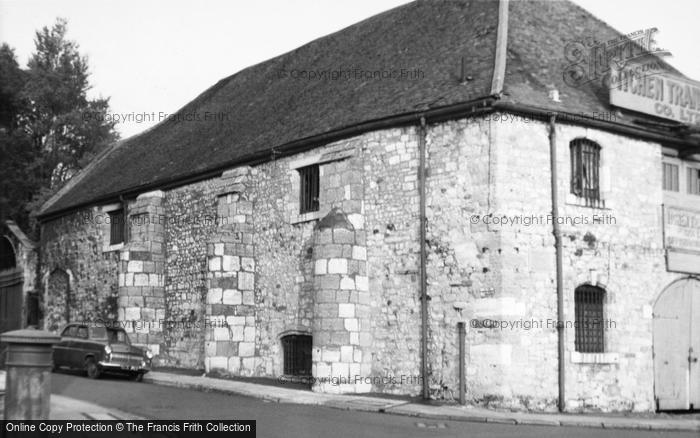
653 277 700 410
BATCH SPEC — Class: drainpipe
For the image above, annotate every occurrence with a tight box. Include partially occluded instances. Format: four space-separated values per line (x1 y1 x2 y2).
418 116 429 400
548 115 565 412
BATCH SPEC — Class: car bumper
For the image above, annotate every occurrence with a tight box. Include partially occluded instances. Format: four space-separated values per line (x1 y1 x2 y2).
98 361 150 373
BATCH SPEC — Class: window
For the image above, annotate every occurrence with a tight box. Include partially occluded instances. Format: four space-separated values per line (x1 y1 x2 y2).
298 164 319 214
570 139 601 206
688 167 700 195
0 236 16 270
574 285 605 353
108 209 125 245
76 326 89 339
662 163 679 192
281 334 312 376
61 325 78 338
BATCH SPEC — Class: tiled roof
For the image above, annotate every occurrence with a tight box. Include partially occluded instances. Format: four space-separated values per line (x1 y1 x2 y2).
39 0 695 218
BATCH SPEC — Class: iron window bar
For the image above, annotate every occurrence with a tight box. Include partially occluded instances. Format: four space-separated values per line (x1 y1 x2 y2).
298 164 320 214
574 285 605 353
570 139 602 208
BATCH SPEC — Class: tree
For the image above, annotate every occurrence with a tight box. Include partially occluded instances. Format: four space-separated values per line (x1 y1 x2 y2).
0 19 118 234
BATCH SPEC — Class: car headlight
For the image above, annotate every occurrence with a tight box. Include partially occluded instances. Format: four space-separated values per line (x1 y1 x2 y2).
145 350 153 360
104 345 112 355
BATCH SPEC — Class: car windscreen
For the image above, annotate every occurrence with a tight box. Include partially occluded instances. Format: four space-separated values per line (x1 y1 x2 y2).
90 326 108 340
107 328 130 344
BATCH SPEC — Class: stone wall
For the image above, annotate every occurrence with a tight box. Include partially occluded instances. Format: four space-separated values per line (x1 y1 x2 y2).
41 209 119 331
38 112 689 412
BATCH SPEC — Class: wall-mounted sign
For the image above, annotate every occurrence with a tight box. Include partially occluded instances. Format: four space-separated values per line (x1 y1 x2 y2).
664 205 700 274
610 64 700 125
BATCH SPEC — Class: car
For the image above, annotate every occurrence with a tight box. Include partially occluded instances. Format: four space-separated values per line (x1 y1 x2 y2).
52 323 153 381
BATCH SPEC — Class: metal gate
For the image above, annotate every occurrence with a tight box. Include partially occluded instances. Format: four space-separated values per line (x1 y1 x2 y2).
653 278 700 410
0 269 23 334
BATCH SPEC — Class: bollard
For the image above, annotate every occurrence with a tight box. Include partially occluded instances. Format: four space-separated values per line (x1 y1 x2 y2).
1 328 60 420
458 322 466 405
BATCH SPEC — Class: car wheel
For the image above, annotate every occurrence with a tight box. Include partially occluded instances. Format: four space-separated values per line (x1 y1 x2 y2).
133 372 144 382
85 358 101 379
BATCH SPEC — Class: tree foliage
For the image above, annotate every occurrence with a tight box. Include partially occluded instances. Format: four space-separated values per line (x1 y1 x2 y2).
0 18 118 235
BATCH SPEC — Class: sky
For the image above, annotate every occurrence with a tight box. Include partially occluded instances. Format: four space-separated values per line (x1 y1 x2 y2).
1 0 698 138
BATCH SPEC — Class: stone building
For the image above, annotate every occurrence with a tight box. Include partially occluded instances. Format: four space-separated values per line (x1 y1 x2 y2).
20 0 700 412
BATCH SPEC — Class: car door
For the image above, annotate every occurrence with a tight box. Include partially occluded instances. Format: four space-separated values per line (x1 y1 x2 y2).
53 325 76 368
68 325 90 368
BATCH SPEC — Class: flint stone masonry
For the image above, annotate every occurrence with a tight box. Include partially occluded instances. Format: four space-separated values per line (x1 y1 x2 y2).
39 114 690 412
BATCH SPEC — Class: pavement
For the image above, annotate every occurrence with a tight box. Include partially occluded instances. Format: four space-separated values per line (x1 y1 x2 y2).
140 371 700 432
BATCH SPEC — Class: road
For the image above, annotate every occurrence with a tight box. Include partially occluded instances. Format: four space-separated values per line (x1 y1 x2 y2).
51 372 695 438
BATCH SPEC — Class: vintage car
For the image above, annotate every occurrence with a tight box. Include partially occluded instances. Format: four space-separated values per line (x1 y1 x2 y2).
52 323 152 381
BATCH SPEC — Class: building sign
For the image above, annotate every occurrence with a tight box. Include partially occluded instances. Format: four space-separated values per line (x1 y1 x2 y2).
664 205 700 274
610 65 700 125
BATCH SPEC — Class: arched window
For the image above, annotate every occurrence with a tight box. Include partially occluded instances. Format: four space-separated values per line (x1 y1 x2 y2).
0 237 16 270
574 285 605 353
570 138 601 206
281 334 312 376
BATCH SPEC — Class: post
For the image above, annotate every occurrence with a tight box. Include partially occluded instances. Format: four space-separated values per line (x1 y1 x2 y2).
458 322 466 405
1 329 60 420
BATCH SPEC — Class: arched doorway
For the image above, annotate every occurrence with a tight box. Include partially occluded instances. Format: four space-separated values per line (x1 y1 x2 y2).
653 277 700 410
0 236 22 333
47 268 71 331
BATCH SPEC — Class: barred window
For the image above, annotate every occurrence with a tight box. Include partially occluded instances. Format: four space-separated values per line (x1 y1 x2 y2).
570 139 601 206
108 210 125 245
298 164 320 214
662 163 679 192
281 334 312 376
688 167 700 195
574 285 605 353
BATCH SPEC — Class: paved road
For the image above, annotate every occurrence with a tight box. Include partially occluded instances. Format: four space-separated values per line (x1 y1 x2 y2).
51 372 695 438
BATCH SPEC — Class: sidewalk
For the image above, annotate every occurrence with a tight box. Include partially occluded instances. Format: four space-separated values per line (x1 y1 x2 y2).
0 370 142 420
144 371 700 432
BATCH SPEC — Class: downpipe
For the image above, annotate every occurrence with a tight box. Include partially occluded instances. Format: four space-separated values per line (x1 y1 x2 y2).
418 116 429 400
549 115 566 412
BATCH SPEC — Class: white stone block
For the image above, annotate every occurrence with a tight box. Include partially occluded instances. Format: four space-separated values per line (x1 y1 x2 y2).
321 349 340 363
229 325 244 341
316 362 331 377
238 272 254 290
222 289 242 305
205 341 217 356
226 316 245 326
351 246 366 260
241 357 255 371
214 243 224 256
244 326 255 342
228 357 241 374
340 346 354 362
239 342 255 357
340 276 355 290
213 327 229 341
241 257 255 272
134 274 149 286
149 274 160 287
127 260 143 273
349 332 359 345
344 318 358 331
348 363 361 378
338 303 355 318
347 213 364 229
124 307 141 321
242 290 255 305
328 258 348 274
332 362 349 378
207 288 223 304
353 348 362 363
222 255 239 271
314 259 327 275
209 356 228 370
355 276 368 291
209 257 221 271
